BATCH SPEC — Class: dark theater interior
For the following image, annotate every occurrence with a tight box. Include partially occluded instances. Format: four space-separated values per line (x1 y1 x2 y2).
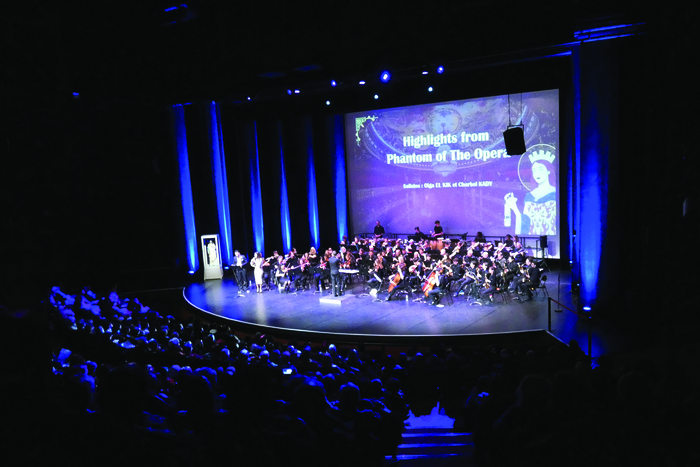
2 1 699 465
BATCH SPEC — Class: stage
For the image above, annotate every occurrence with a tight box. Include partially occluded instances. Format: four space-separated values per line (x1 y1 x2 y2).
181 270 615 354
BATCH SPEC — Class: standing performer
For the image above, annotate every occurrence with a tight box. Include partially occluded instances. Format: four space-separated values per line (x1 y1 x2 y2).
374 220 386 239
329 251 342 297
232 250 248 293
251 252 265 293
432 220 444 238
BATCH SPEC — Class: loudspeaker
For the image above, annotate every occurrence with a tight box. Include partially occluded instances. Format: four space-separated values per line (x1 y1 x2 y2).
503 127 526 155
540 235 548 249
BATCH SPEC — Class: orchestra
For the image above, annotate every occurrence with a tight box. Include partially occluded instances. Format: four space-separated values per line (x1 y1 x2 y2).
227 228 543 306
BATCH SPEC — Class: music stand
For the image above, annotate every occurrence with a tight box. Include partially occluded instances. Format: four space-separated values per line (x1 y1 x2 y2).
538 236 551 272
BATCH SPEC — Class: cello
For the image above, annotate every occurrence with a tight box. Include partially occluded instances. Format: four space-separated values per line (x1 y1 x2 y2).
387 263 404 293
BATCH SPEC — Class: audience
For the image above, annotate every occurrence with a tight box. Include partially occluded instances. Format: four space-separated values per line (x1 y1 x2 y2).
1 283 697 466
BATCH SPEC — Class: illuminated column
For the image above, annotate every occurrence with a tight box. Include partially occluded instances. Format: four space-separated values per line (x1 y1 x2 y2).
249 121 265 254
171 104 199 273
304 117 320 250
278 122 292 253
207 101 233 265
331 115 348 242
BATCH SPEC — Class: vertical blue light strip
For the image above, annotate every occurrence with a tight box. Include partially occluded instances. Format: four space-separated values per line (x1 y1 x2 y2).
571 46 581 278
278 122 292 252
172 104 199 272
332 115 348 242
305 117 320 249
250 122 265 253
207 102 233 265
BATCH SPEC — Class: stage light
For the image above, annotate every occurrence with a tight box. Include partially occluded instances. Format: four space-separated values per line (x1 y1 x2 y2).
359 80 366 85
428 86 433 92
422 71 428 75
247 96 251 101
294 89 300 94
326 100 331 105
380 71 391 83
437 65 445 74
331 80 337 87
188 270 195 275
374 94 379 99
583 306 591 312
72 92 80 98
287 89 292 95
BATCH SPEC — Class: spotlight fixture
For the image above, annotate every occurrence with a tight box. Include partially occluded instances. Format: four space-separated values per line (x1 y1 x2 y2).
326 100 331 105
359 80 366 85
331 80 337 87
436 65 445 74
422 71 428 75
428 86 433 92
287 89 292 95
374 94 379 99
380 71 391 83
294 89 300 94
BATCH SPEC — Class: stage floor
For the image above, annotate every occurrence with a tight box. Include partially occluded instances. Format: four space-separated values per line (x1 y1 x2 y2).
182 270 618 355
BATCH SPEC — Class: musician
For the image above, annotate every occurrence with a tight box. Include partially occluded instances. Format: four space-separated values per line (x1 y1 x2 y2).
329 251 342 296
312 257 330 292
295 253 313 291
251 252 265 293
367 257 383 294
232 250 248 292
411 226 428 242
517 257 541 301
432 220 444 238
504 234 514 249
374 220 385 239
474 231 487 243
479 265 500 304
427 267 450 305
308 247 320 266
503 255 520 291
385 262 410 301
453 260 478 297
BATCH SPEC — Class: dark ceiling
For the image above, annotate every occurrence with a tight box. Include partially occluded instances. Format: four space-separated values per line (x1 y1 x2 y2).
5 0 658 108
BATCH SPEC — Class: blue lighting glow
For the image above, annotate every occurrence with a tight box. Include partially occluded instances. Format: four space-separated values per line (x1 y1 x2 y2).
332 115 347 243
326 100 331 105
331 80 337 87
172 104 199 273
359 80 366 85
583 306 592 311
279 122 292 253
287 89 292 95
436 65 444 74
374 94 379 99
250 122 265 254
294 89 300 94
207 102 233 265
422 71 428 75
304 118 320 249
380 71 391 83
428 86 433 92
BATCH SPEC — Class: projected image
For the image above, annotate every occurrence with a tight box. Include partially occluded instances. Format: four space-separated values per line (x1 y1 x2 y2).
344 89 560 257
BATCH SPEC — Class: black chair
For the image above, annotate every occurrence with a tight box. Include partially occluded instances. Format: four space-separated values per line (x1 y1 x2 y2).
533 275 549 299
432 289 453 306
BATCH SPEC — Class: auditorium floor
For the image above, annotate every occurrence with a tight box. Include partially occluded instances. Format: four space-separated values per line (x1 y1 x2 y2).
183 270 622 358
